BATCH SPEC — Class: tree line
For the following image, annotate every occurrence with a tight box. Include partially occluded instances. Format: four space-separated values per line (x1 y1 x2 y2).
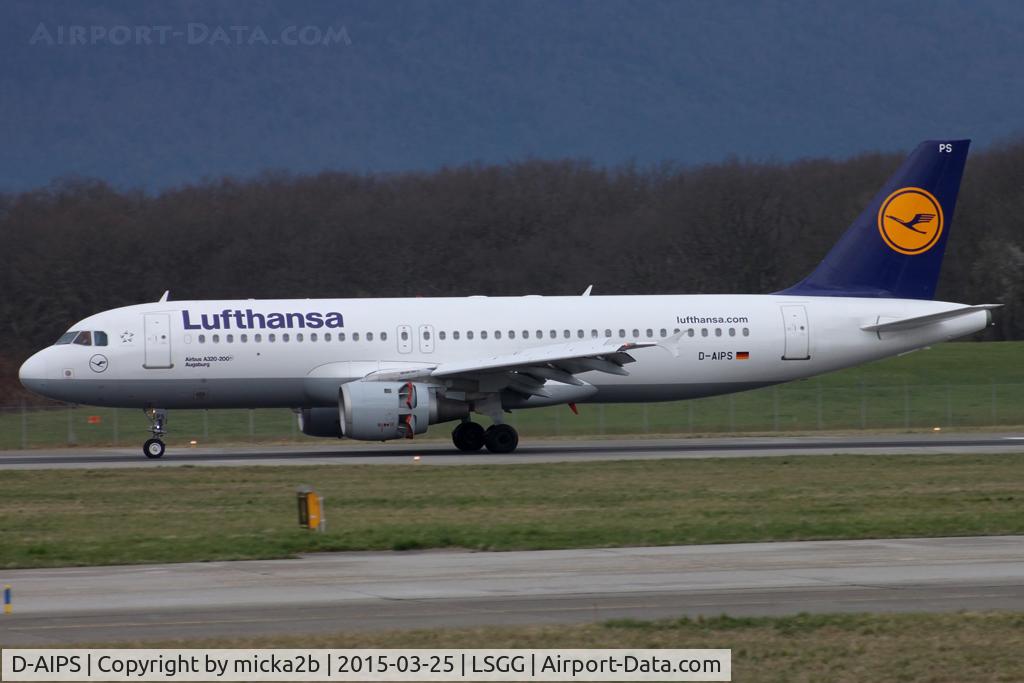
2 143 1022 402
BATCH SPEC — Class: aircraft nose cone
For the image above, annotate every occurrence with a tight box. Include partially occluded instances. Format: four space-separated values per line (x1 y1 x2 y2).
19 351 49 394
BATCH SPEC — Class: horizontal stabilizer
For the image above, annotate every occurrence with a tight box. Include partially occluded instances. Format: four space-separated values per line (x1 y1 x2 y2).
861 304 1000 332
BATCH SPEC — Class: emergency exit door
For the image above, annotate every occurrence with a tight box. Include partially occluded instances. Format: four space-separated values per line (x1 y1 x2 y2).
780 305 810 360
397 325 413 353
143 313 173 369
418 324 435 353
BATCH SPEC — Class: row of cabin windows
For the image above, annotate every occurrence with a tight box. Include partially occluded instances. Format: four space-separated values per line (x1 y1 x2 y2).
188 331 388 344
432 327 750 340
189 327 751 345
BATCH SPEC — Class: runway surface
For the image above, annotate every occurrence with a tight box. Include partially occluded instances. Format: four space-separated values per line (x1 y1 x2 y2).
1 536 1022 645
1 432 1022 469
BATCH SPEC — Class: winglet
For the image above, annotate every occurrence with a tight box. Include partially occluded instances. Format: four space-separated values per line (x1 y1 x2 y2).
158 290 170 303
582 285 593 296
655 330 686 358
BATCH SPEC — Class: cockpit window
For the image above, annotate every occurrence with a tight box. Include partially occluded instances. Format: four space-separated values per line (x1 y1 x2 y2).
94 331 108 346
73 331 93 346
55 331 78 345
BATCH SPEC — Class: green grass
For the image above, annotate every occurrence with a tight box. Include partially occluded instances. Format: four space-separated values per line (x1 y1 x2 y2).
2 453 1023 568
2 342 1024 449
86 612 1024 683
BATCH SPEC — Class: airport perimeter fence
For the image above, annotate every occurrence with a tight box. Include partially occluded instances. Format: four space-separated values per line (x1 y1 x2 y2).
2 379 1023 450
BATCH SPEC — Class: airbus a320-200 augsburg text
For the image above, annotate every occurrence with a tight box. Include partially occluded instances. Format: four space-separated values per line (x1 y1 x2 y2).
20 140 997 458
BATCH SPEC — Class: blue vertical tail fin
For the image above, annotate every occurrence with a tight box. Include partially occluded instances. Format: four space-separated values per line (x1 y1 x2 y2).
781 139 969 299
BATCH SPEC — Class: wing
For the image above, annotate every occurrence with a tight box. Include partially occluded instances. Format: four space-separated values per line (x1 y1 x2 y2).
364 338 657 398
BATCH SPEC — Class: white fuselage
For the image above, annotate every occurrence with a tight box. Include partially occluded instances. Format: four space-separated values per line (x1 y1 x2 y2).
19 294 988 410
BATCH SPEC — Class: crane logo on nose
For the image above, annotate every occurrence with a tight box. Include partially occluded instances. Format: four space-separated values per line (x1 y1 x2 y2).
878 187 944 255
89 354 109 373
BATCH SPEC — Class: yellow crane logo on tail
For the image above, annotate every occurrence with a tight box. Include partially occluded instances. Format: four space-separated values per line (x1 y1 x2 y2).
877 187 944 255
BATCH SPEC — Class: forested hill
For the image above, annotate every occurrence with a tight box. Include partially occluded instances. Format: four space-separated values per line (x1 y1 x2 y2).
2 143 1023 400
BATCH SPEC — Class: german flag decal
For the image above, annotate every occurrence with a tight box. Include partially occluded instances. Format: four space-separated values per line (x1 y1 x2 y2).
736 351 750 360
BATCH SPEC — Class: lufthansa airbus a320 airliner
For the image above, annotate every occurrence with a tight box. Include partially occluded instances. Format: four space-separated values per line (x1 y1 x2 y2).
19 140 997 458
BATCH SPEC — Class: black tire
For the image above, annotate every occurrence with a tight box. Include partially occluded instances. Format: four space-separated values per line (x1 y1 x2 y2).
143 438 165 459
484 424 519 454
452 422 486 451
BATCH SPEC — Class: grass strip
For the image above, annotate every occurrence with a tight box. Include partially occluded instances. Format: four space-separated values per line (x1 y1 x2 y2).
77 612 1024 683
2 453 1023 568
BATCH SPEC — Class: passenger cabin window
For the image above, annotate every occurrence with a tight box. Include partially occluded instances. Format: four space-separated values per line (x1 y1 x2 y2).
73 331 92 346
367 332 374 341
381 332 388 341
454 331 461 340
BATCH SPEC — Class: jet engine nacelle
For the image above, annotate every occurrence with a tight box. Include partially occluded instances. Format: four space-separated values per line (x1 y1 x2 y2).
298 406 343 437
340 380 469 441
298 381 468 440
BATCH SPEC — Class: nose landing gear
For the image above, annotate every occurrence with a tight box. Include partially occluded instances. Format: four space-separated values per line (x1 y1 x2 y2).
143 408 167 459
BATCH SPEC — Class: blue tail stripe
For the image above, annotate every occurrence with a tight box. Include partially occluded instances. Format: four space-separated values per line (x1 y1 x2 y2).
781 139 970 300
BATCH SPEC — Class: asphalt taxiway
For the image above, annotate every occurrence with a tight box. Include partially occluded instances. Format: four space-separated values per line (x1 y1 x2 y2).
1 432 1022 469
1 536 1022 645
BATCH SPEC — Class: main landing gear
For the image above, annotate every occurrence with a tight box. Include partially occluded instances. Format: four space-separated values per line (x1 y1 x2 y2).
452 421 519 454
143 408 167 459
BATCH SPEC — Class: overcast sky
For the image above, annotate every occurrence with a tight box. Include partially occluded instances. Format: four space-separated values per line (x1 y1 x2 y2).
2 0 1022 190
